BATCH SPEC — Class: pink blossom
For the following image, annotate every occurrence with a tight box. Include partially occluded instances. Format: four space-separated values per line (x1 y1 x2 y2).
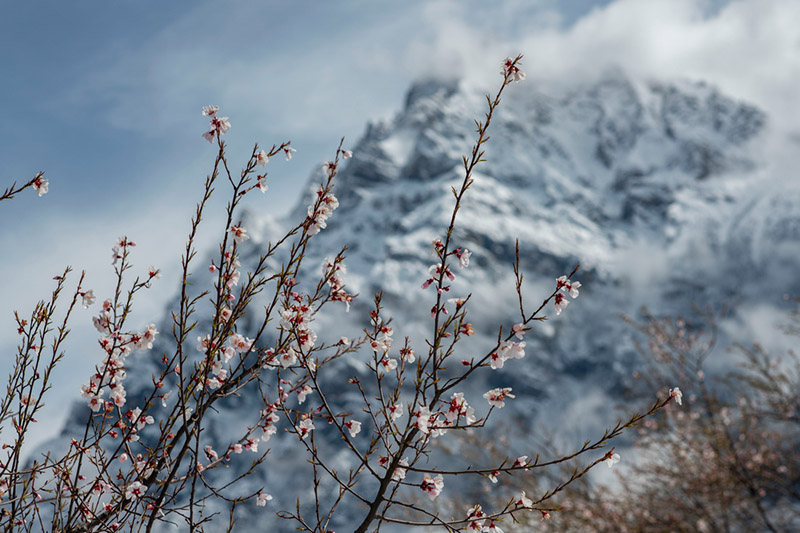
197 334 215 353
501 57 526 82
568 280 581 298
379 357 397 372
388 403 404 422
81 290 96 309
420 474 444 500
110 385 126 407
230 334 254 353
489 351 507 370
261 424 277 442
399 347 415 363
344 420 361 438
221 346 235 362
229 225 249 244
670 387 683 405
256 174 268 193
279 348 297 368
147 265 161 280
455 247 471 268
391 457 409 481
499 340 525 360
297 417 314 439
604 451 621 468
554 293 569 315
256 492 272 507
255 149 269 166
556 275 581 298
445 393 475 425
297 384 313 404
32 176 49 197
483 387 515 408
283 146 296 160
202 111 230 142
511 323 526 339
516 490 533 508
86 395 103 412
211 116 230 134
466 504 486 531
340 149 353 159
204 445 218 461
413 406 432 434
137 324 158 350
124 481 146 500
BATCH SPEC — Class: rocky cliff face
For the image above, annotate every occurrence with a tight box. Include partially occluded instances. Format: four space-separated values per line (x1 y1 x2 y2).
48 70 799 531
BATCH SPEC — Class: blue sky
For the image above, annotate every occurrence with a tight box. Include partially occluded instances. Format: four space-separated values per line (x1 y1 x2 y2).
2 0 798 448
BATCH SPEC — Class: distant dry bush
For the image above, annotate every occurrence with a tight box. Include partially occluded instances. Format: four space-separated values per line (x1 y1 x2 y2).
497 306 800 533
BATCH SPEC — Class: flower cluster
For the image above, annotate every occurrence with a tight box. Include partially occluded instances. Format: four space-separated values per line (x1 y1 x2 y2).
111 237 136 265
259 403 280 442
444 392 476 427
501 57 526 83
466 504 488 531
321 257 354 310
390 457 409 481
83 306 158 412
280 293 317 353
420 474 444 500
369 312 394 360
202 105 231 143
412 393 477 438
554 274 582 315
483 387 515 408
306 182 339 235
196 333 245 390
297 415 314 440
489 327 527 370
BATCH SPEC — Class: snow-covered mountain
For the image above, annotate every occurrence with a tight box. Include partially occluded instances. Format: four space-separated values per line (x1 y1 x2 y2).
48 69 800 531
